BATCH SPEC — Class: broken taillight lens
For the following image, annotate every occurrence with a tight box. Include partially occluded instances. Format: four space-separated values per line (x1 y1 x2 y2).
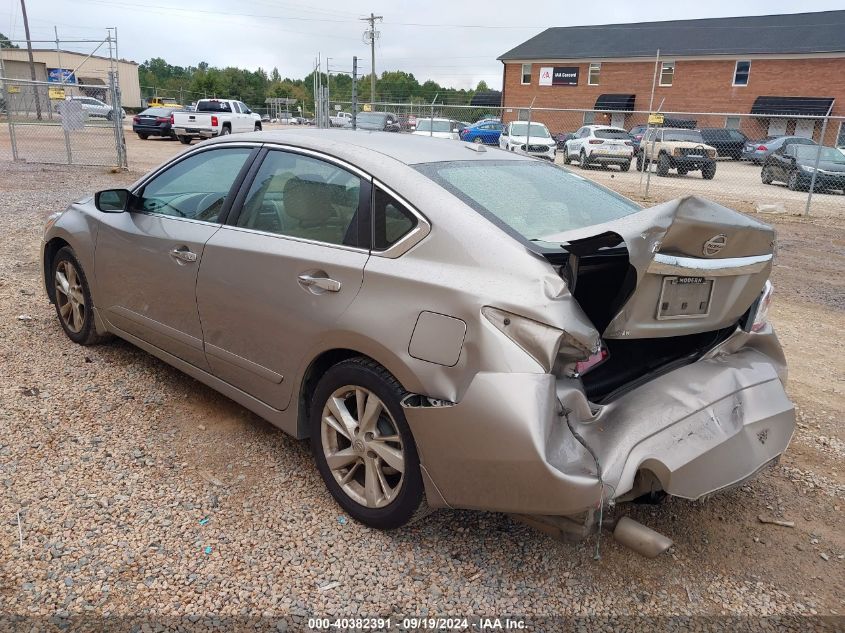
574 347 608 376
751 281 774 332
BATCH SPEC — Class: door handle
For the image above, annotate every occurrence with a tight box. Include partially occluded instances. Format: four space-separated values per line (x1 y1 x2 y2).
170 247 198 263
298 273 342 293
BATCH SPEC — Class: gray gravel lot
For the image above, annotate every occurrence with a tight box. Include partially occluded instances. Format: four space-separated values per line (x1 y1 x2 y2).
0 141 843 629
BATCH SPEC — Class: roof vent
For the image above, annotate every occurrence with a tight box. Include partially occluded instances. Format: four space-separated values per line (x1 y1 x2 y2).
465 143 487 153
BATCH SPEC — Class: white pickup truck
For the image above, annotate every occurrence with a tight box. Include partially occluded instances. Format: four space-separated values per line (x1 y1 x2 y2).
330 111 353 127
171 98 261 144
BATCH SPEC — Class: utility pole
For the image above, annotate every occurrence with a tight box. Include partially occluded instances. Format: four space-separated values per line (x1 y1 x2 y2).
361 12 382 106
20 0 42 119
351 56 358 130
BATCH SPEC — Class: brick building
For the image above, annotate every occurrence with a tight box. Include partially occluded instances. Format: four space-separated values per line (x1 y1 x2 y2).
498 11 845 145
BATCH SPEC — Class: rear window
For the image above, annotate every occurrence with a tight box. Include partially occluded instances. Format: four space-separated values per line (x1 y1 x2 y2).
197 100 232 113
594 128 630 139
415 160 639 242
139 107 172 116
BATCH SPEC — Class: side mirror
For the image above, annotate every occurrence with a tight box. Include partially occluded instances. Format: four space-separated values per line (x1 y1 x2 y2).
95 189 130 213
501 129 508 136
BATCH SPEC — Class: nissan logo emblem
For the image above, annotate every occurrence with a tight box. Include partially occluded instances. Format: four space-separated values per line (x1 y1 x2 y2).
703 234 728 257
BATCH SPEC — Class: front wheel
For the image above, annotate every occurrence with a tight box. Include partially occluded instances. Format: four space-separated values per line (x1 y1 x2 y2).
761 165 774 184
702 163 716 180
51 247 109 346
178 136 192 145
787 170 802 191
473 137 484 144
310 358 425 529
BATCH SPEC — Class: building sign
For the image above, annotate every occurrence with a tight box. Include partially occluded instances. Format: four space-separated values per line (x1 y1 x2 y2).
47 68 77 84
539 66 579 86
648 113 664 125
48 87 66 100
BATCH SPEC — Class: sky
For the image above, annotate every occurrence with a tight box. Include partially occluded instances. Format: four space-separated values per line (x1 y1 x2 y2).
2 0 844 90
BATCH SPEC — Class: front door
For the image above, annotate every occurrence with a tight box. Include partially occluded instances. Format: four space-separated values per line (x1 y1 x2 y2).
95 146 255 370
196 148 370 409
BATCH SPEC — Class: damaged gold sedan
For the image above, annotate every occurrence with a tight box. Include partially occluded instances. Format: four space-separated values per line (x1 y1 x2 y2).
41 131 793 548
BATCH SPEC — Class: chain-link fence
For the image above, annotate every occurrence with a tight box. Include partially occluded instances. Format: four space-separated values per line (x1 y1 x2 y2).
329 100 845 217
0 75 127 168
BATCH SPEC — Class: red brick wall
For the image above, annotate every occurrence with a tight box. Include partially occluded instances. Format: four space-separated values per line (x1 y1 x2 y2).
502 58 845 144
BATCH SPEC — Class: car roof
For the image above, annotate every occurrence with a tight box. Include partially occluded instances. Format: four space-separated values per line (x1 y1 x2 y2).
203 129 534 167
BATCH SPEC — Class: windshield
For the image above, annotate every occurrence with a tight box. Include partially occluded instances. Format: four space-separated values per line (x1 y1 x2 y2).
197 100 232 113
595 128 630 139
510 123 551 138
356 113 387 125
415 160 640 241
663 129 704 143
795 146 845 163
416 119 453 133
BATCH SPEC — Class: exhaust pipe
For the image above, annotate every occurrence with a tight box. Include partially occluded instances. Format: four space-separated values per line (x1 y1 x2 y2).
613 516 672 558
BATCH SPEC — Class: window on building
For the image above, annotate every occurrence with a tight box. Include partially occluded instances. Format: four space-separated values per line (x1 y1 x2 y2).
837 121 845 148
733 61 751 86
659 61 675 87
588 63 601 86
725 116 741 129
583 111 596 125
521 64 532 85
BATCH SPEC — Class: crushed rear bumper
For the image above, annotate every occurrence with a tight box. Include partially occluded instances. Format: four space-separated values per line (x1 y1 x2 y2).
403 330 793 516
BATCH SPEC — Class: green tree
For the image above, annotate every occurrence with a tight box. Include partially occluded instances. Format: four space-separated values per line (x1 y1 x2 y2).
0 32 20 48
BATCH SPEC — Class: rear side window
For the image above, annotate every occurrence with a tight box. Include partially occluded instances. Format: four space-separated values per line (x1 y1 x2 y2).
236 150 362 247
372 187 417 250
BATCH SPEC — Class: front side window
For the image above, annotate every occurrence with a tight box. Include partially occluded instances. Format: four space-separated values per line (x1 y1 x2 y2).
373 187 417 250
588 62 601 86
415 160 639 242
521 63 532 85
659 61 675 86
733 61 751 86
135 148 252 221
236 150 362 247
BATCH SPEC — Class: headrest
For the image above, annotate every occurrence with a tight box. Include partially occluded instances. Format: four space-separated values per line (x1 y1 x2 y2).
283 175 331 222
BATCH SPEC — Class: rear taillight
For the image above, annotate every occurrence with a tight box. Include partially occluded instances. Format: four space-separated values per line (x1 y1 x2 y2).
211 115 218 127
757 145 768 151
156 117 169 123
588 139 603 144
169 114 174 124
635 134 643 140
751 281 774 333
574 347 608 376
132 116 140 123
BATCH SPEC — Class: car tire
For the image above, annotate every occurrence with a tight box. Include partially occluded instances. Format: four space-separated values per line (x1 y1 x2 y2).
473 137 484 144
221 126 231 136
254 124 261 132
309 357 425 530
51 246 110 346
178 136 192 145
137 133 149 140
620 161 631 172
761 165 774 185
636 155 644 171
563 148 572 165
579 150 589 169
787 170 802 191
656 153 670 176
702 163 717 180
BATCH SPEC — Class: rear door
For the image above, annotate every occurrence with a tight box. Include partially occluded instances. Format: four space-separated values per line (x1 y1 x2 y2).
195 148 370 410
95 145 257 369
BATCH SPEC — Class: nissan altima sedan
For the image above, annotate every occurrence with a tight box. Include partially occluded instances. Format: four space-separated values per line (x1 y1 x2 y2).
41 130 794 532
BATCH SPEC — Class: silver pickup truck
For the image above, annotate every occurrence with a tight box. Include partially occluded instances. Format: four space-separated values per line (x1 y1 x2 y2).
171 98 261 144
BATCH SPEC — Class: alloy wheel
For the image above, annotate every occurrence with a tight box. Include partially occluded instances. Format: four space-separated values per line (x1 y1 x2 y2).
54 260 86 333
321 385 405 508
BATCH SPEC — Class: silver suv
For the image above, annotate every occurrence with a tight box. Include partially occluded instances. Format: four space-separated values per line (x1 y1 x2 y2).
638 127 717 179
57 96 126 120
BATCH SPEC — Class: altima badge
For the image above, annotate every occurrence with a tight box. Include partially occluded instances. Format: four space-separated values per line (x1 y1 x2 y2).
703 234 727 257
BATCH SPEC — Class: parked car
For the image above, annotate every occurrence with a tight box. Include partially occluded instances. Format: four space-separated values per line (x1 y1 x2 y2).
563 125 634 171
171 99 261 144
499 121 556 160
330 111 353 127
699 128 749 160
741 135 817 164
261 113 271 123
628 124 648 154
41 130 793 534
762 144 845 192
459 121 504 144
637 127 717 179
412 118 461 140
132 107 178 140
553 132 576 149
397 114 417 131
57 96 125 121
345 112 401 132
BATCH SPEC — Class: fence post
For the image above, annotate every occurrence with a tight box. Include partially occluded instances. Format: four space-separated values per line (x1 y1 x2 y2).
0 61 20 161
109 71 127 169
804 102 835 216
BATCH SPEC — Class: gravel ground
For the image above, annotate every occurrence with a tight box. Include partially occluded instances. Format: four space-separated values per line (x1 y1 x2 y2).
0 148 843 630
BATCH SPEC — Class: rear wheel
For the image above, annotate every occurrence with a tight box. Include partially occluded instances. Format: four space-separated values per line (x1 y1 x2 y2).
137 133 149 140
221 126 231 136
702 163 716 180
636 154 644 171
51 247 109 346
310 358 425 529
178 136 192 145
254 124 261 132
656 153 670 176
579 149 589 169
761 165 774 184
